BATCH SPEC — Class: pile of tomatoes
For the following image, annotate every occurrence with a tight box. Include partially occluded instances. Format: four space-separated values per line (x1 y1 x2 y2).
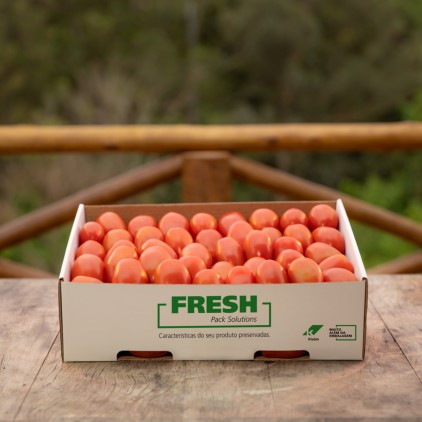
70 204 358 284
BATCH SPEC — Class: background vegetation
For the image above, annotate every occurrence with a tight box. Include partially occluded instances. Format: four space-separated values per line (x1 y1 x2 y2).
1 0 422 273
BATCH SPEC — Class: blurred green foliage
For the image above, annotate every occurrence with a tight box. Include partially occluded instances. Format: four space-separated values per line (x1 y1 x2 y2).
1 0 421 125
1 0 422 273
340 163 422 267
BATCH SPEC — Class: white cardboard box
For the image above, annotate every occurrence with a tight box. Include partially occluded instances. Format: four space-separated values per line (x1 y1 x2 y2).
59 200 368 362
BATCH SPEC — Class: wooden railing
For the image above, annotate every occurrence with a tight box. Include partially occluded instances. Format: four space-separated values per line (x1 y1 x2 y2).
1 123 422 278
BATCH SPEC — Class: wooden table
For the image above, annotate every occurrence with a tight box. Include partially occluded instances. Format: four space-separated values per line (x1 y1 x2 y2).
1 276 421 421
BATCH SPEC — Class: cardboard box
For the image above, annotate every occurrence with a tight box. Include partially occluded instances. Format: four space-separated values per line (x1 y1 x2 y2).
59 200 367 362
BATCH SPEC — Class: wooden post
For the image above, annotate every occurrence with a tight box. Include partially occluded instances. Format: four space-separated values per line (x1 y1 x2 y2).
182 151 231 203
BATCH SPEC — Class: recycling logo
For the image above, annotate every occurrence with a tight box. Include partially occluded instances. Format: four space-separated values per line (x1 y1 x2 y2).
303 325 324 336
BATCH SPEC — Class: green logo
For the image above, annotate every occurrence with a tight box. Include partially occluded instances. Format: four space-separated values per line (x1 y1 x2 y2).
303 325 324 336
329 325 357 341
157 296 272 329
171 295 258 314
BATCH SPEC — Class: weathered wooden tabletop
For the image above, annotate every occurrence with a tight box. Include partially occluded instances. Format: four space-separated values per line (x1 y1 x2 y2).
0 275 421 422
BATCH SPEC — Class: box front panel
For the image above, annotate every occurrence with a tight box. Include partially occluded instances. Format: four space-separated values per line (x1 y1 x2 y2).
61 281 365 361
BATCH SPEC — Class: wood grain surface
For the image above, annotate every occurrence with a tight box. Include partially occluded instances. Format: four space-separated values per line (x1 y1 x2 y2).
369 275 422 381
0 279 58 421
1 276 421 421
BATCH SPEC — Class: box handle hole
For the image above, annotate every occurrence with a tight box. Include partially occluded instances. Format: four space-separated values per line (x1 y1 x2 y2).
117 350 173 360
254 350 309 360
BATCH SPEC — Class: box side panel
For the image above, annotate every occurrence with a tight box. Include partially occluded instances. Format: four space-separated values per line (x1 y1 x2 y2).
59 204 86 282
336 199 368 359
336 199 367 281
59 204 86 361
362 279 368 359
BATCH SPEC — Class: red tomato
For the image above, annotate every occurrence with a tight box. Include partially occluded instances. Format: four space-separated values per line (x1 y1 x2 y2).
275 249 304 270
112 258 149 284
244 257 266 276
226 266 255 284
215 237 245 266
138 238 178 259
189 213 218 236
227 220 253 248
165 227 193 256
103 239 137 262
319 254 354 273
273 236 303 257
217 211 246 236
308 204 339 229
71 275 103 283
283 224 312 250
211 261 234 282
261 350 307 359
104 240 137 263
279 208 309 231
158 212 189 236
249 208 279 230
105 245 138 282
305 242 341 264
103 229 133 252
79 221 105 244
180 243 213 268
96 211 126 233
75 240 106 260
130 351 168 359
243 230 272 260
139 246 172 282
134 226 164 252
179 256 207 280
154 259 191 284
256 260 288 284
312 227 345 254
193 269 223 284
323 268 358 282
261 227 282 244
288 257 323 283
127 214 157 237
196 229 223 258
71 254 105 281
